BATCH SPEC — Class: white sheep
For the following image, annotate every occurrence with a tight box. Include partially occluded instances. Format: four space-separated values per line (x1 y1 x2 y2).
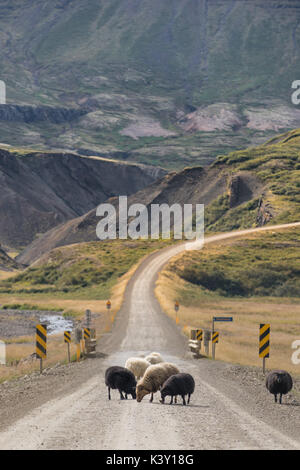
145 352 164 364
136 362 180 402
124 357 151 379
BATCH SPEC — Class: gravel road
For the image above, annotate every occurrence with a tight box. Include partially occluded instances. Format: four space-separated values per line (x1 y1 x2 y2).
0 223 299 450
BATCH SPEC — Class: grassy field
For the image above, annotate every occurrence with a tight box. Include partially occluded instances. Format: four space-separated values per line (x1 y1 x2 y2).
0 239 171 381
156 226 300 376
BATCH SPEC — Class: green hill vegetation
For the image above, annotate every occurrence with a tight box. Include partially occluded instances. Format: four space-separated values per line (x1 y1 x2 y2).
169 227 300 299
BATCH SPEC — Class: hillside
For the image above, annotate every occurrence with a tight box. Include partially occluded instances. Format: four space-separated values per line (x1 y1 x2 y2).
155 225 300 374
0 148 165 249
1 1 300 167
17 128 300 265
0 246 19 272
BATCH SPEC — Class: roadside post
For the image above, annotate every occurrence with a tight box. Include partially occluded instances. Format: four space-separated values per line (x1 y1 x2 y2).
212 331 219 359
74 327 82 361
189 329 203 357
36 324 47 373
174 301 179 324
259 323 270 374
83 328 96 357
211 316 233 360
85 309 92 327
196 329 203 350
106 300 113 326
64 330 71 363
204 330 211 356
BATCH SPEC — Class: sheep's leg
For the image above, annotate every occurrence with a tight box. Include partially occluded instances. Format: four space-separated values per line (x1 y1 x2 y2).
182 395 186 406
174 396 177 404
274 394 277 403
119 390 125 400
149 393 154 403
170 396 173 405
280 394 282 404
108 387 111 400
188 394 191 404
125 393 128 399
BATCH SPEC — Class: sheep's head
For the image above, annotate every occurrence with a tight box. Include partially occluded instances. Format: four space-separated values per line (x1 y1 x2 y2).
136 383 149 402
275 373 284 385
130 386 137 399
160 386 170 404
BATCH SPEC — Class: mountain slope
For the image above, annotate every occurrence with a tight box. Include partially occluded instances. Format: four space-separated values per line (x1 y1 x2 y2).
17 127 300 265
0 148 165 249
1 1 300 166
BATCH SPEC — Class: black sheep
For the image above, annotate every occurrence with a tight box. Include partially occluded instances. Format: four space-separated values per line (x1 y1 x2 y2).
266 370 293 404
160 373 195 405
105 366 137 400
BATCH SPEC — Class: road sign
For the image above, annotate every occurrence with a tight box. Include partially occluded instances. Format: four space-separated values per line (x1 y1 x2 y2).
106 300 111 310
64 331 71 343
196 329 203 341
64 330 71 363
212 331 219 343
213 317 233 322
174 301 179 312
84 328 91 340
259 323 270 374
36 324 47 373
36 324 47 360
259 324 270 358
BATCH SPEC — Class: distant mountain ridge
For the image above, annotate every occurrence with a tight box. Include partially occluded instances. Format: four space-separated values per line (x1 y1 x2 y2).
17 128 300 265
1 0 300 167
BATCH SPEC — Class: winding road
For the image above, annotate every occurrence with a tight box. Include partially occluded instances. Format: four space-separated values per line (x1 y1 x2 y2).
0 222 299 450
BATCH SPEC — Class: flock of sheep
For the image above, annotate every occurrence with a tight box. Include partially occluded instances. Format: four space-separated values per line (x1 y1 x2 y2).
105 352 294 406
105 352 195 405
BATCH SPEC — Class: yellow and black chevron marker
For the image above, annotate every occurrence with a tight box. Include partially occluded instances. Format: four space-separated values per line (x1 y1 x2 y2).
259 324 270 358
84 328 91 340
36 324 47 359
196 329 203 341
212 331 219 344
64 331 71 343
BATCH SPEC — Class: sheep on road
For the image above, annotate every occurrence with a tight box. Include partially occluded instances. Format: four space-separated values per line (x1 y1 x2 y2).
160 373 195 405
105 366 137 400
136 362 180 403
125 357 151 379
266 370 293 404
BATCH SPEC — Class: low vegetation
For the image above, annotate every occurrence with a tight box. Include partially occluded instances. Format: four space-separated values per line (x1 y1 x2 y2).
171 230 300 298
156 227 300 375
0 239 170 300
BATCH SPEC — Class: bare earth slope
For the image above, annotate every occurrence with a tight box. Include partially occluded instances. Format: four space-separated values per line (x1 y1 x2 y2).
0 223 299 450
0 149 165 249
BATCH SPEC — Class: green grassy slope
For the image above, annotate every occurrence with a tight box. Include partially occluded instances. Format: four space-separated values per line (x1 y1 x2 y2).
204 129 300 231
171 228 300 298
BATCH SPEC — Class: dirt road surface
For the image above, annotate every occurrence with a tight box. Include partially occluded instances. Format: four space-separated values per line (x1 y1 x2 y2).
0 223 299 450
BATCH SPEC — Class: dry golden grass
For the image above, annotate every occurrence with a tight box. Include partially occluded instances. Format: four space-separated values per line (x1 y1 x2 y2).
0 270 18 281
156 264 300 377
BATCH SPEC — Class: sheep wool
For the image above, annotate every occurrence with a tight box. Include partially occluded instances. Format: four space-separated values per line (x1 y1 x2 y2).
160 373 195 405
125 357 151 379
145 352 164 364
105 366 137 400
266 370 293 404
136 362 180 402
